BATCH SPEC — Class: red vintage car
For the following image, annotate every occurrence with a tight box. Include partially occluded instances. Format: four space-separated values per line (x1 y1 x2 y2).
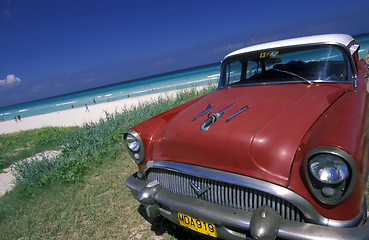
125 34 369 240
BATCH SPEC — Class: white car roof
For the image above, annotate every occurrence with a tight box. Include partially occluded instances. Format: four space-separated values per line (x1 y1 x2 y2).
225 34 355 59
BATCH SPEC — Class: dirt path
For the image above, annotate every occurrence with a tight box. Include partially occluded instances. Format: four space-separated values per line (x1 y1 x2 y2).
0 151 61 196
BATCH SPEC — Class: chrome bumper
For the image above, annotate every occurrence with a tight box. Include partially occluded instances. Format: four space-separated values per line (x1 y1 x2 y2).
126 173 369 240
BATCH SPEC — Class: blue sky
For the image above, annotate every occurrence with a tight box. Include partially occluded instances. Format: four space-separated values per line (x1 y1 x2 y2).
0 0 368 107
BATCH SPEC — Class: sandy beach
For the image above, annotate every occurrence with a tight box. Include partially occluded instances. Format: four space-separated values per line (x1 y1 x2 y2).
0 88 193 135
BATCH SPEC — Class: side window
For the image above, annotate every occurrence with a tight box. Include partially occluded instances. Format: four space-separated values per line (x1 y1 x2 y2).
246 61 260 79
224 61 242 85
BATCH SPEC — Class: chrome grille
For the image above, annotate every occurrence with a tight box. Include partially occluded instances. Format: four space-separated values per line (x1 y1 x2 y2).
147 168 305 222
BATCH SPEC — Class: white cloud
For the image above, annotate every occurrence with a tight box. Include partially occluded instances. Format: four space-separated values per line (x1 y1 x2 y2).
213 43 246 53
154 57 175 67
214 35 281 54
0 74 21 87
2 9 12 20
245 34 280 46
30 84 43 93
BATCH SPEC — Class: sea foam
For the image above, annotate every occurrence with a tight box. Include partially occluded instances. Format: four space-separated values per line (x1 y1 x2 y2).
55 101 77 107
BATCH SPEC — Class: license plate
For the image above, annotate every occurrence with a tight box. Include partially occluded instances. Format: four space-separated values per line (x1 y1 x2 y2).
177 212 217 237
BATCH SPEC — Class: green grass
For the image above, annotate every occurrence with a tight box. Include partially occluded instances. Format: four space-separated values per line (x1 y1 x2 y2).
0 127 71 171
0 152 212 239
0 86 216 239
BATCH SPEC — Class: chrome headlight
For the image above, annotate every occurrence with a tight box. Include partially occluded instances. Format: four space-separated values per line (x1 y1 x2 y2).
124 129 144 164
126 134 140 152
309 154 348 184
305 147 357 205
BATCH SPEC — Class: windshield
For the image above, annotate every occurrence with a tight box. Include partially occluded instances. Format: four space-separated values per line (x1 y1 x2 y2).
219 45 354 87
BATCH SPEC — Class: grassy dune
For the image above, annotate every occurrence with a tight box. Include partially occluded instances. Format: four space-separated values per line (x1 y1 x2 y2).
0 86 215 239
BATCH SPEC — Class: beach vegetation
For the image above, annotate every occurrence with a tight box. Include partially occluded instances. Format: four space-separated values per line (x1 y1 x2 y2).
0 86 216 239
10 86 216 188
0 127 70 171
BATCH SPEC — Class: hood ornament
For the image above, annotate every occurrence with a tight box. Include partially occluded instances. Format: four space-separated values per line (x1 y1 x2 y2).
193 104 217 121
189 181 211 196
200 102 235 132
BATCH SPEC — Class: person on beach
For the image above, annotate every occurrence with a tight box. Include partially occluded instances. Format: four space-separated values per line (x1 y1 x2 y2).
93 98 96 104
85 104 89 112
17 115 21 121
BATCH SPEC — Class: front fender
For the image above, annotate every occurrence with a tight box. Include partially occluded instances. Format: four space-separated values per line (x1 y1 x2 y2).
289 70 369 221
130 95 207 172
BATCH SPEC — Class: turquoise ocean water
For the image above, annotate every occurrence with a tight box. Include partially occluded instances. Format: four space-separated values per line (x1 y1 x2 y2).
357 34 369 59
1 34 368 122
0 63 220 121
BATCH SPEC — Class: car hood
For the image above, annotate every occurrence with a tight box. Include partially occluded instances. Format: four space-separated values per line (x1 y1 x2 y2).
151 83 350 186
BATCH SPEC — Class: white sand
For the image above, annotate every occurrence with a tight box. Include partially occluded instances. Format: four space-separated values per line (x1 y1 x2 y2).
0 166 15 196
0 88 193 135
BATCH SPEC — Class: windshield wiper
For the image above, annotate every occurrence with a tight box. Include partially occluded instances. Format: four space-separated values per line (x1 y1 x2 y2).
272 68 312 84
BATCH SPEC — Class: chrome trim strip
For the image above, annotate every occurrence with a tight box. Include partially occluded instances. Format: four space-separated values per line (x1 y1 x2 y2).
143 161 363 227
216 102 236 117
193 104 216 121
217 80 353 90
226 105 250 122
